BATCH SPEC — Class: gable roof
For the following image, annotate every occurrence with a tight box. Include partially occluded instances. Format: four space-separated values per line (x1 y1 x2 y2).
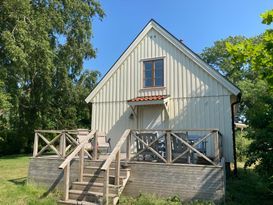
85 19 240 103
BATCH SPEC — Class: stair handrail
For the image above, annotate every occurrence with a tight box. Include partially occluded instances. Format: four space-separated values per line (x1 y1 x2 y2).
101 129 131 205
58 130 96 201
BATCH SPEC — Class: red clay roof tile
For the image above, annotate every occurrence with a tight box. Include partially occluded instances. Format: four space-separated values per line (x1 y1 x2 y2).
127 95 169 102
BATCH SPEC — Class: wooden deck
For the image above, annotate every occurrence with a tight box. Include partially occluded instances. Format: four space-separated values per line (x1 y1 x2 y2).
28 129 225 205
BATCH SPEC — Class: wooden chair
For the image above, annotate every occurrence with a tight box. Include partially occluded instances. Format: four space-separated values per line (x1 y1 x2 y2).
172 132 188 163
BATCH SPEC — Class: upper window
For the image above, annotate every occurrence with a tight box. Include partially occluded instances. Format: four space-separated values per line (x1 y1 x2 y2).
144 59 164 87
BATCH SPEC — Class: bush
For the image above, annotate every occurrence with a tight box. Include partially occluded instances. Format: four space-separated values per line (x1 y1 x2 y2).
235 130 251 162
0 130 24 156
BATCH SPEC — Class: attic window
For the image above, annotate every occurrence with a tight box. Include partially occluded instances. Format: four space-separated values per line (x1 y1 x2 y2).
144 59 164 87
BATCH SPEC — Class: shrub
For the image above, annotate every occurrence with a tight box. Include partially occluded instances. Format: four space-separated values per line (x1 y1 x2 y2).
235 130 251 162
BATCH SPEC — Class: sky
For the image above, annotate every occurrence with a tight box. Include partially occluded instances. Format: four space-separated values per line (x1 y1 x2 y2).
84 0 273 77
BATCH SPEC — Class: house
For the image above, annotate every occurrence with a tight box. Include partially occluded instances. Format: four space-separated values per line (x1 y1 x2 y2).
85 19 240 164
28 19 240 205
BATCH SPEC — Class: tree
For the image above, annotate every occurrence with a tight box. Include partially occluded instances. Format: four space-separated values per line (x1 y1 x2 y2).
226 10 273 86
206 9 273 183
201 36 248 83
225 10 273 178
0 0 104 154
0 80 10 117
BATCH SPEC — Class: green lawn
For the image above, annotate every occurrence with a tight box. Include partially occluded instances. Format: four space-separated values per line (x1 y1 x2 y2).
0 156 272 205
0 155 58 205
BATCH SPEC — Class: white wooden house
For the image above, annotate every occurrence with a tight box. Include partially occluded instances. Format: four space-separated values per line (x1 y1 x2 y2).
28 19 239 204
85 19 240 163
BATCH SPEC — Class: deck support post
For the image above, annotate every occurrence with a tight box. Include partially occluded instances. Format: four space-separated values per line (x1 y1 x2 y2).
79 147 84 182
33 132 39 157
126 133 131 163
94 132 98 160
60 132 66 157
115 150 120 187
166 130 172 163
63 162 70 201
103 168 109 205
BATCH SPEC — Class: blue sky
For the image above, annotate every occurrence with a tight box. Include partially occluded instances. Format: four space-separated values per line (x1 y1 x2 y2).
84 0 272 76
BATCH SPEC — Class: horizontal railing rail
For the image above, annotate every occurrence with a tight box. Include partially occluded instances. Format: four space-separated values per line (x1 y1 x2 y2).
32 129 92 158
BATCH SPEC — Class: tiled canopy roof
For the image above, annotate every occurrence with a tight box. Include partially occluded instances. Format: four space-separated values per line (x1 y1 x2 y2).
127 95 169 102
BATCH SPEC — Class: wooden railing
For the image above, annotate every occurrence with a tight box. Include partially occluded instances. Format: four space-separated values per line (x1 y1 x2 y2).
32 129 92 158
100 129 131 205
100 128 223 205
129 129 223 165
58 130 96 201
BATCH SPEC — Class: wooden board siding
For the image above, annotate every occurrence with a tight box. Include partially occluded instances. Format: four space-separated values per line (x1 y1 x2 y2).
91 28 233 162
123 162 225 203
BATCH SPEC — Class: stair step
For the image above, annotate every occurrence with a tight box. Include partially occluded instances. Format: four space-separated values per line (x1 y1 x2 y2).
83 174 126 184
84 160 117 168
72 181 118 194
59 199 97 205
84 166 129 177
69 189 116 204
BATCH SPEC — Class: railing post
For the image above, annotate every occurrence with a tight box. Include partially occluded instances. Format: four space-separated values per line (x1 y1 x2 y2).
216 131 220 163
103 168 109 205
166 130 172 163
63 162 70 201
33 132 39 157
93 131 98 160
126 132 131 162
115 150 120 186
186 132 191 164
60 131 66 157
79 147 84 182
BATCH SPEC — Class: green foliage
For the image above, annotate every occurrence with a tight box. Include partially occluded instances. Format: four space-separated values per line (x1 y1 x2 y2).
201 8 273 191
261 9 273 25
235 130 251 162
226 9 273 86
0 0 103 154
119 194 215 205
226 162 273 205
200 36 247 83
0 80 10 115
225 10 273 182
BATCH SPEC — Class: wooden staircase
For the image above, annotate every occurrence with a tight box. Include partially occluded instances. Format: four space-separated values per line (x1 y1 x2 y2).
59 159 130 205
58 130 132 205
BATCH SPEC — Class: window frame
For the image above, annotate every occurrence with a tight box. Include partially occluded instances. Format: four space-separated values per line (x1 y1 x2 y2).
143 59 164 88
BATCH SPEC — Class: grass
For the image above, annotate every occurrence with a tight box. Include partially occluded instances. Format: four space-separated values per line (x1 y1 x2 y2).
1 155 272 205
226 162 273 205
0 155 59 205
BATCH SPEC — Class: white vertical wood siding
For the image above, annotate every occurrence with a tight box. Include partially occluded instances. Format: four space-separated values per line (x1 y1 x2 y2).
91 28 233 162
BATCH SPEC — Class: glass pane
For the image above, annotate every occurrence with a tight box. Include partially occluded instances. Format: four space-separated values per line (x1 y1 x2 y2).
145 69 152 78
155 59 163 81
155 77 163 86
144 62 152 70
145 78 153 87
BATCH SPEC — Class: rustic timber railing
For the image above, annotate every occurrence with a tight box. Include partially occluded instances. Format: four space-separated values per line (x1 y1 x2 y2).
32 129 93 158
130 129 223 165
101 129 131 205
100 128 223 205
58 130 96 201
